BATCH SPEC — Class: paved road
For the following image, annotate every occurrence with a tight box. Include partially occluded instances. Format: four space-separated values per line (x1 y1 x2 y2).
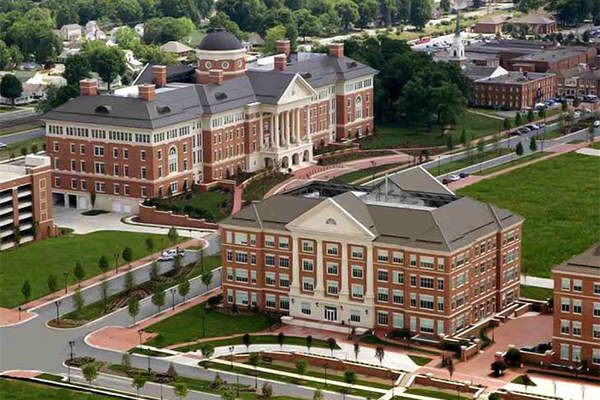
0 127 45 144
0 108 39 123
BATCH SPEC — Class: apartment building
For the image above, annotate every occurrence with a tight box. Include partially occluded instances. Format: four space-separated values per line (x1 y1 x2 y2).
471 71 556 110
44 29 376 212
552 243 600 371
219 167 524 340
0 155 57 250
556 65 600 99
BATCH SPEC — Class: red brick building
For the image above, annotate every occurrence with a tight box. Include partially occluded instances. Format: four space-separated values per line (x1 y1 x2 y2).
471 71 556 110
44 29 377 212
219 168 524 340
0 155 57 250
552 243 600 372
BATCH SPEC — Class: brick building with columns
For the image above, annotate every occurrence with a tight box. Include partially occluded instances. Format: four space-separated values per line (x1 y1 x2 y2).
219 167 524 340
43 29 377 212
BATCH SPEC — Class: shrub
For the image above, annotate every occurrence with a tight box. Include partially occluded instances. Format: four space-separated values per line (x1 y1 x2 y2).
491 360 507 376
262 382 273 398
505 348 522 367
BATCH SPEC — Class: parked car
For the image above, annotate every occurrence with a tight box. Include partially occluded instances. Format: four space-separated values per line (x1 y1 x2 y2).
574 111 582 118
517 128 530 135
526 124 539 131
158 253 174 262
447 174 461 182
594 120 600 128
0 142 6 149
459 172 470 178
534 102 547 110
165 249 185 257
509 130 521 136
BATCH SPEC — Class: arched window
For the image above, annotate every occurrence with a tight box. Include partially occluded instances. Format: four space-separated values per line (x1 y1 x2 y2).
355 96 362 120
168 146 178 174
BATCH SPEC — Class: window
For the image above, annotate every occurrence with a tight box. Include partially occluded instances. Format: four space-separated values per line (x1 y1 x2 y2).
377 269 388 282
265 255 275 267
420 277 434 289
140 150 146 161
392 252 404 264
250 270 257 284
573 300 582 314
561 320 570 335
573 280 583 292
227 289 234 303
377 250 389 262
594 283 600 295
303 259 314 272
157 149 162 161
393 271 404 284
250 235 256 245
437 297 444 311
301 302 311 315
594 303 600 317
437 279 445 291
350 310 361 323
420 256 434 269
95 182 105 192
302 241 314 253
410 293 417 307
393 313 404 329
351 246 363 259
352 284 363 299
572 346 581 362
326 243 339 256
327 281 339 295
593 349 600 365
70 179 77 189
265 272 276 286
80 145 86 154
235 269 248 283
114 183 120 194
420 295 434 310
235 252 248 263
572 321 582 336
226 267 233 281
352 266 363 279
410 255 417 267
410 275 417 287
355 96 362 119
168 147 178 173
279 237 289 249
378 288 388 302
250 254 257 265
70 143 75 153
327 262 338 275
113 148 119 158
393 290 404 304
303 277 314 291
279 257 290 268
53 142 59 152
560 344 569 360
266 294 276 309
561 278 571 291
561 298 570 313
123 149 129 159
265 235 275 247
280 274 290 288
420 318 435 334
594 324 600 340
378 311 389 326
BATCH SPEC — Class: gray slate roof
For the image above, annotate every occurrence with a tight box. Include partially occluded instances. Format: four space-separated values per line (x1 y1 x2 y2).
553 243 600 276
286 53 378 88
222 169 523 252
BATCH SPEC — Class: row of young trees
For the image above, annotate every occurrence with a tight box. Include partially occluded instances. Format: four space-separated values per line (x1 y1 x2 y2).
517 0 600 26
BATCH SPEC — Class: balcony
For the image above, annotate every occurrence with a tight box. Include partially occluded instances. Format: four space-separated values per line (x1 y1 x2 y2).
17 190 32 198
18 201 32 209
0 216 13 228
19 212 32 222
0 205 13 216
0 193 12 205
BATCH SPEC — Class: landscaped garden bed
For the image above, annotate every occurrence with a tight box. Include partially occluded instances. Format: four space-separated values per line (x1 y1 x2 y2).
181 334 341 353
142 187 232 222
242 172 291 203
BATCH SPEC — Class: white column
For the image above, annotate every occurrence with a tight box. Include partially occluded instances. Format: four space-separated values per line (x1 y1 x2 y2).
315 240 324 295
340 242 349 298
259 113 264 150
365 245 374 300
285 111 290 146
274 114 279 148
296 108 301 144
291 235 300 290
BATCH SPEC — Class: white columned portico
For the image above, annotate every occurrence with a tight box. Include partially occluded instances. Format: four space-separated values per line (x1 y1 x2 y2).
295 108 301 143
274 114 279 148
259 113 264 150
285 111 290 146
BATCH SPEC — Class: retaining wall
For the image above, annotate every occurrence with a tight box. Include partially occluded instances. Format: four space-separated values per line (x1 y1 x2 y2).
138 204 218 230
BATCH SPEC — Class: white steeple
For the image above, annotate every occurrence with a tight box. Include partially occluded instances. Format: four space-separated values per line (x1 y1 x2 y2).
450 11 466 65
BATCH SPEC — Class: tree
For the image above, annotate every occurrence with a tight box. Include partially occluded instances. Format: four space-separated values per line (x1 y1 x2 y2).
327 338 337 355
515 142 524 157
490 359 507 376
178 278 190 303
446 355 455 378
505 347 522 367
201 271 213 289
353 342 360 361
74 261 85 285
503 117 512 131
306 335 313 353
375 346 385 366
63 54 92 85
221 389 236 400
243 333 251 351
296 360 308 381
132 374 146 396
539 107 546 119
152 287 166 313
173 381 189 400
344 369 356 389
128 296 140 325
74 288 85 317
0 74 23 107
87 46 126 92
515 112 522 126
527 109 535 123
100 278 109 310
21 280 31 303
47 274 58 293
357 0 379 28
248 352 260 387
125 271 135 293
98 255 109 276
82 363 98 386
335 0 359 30
122 353 131 369
530 137 537 152
313 389 324 400
201 344 215 359
410 0 433 30
460 129 467 147
150 261 160 281
145 237 155 258
167 363 178 380
294 10 322 41
167 227 179 245
477 139 485 160
122 246 133 267
277 332 286 350
262 382 273 398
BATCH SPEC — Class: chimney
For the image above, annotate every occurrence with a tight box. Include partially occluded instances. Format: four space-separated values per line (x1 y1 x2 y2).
275 40 290 57
79 78 98 96
152 65 167 88
274 55 287 72
328 43 344 58
209 69 224 85
138 84 156 101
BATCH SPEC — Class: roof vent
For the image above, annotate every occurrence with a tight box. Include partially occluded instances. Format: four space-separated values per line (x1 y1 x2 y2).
346 61 357 68
95 105 112 114
301 72 312 79
215 92 228 101
156 105 171 114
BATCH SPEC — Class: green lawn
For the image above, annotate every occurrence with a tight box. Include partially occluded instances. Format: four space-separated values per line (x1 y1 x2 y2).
520 285 553 301
169 191 229 221
458 153 600 278
511 375 537 386
331 162 406 184
408 355 433 366
145 189 231 222
473 152 548 176
430 148 512 176
180 334 341 353
0 136 46 161
0 379 116 400
360 334 441 356
592 141 600 149
404 388 471 400
242 172 291 202
145 303 277 348
0 231 181 308
362 111 501 149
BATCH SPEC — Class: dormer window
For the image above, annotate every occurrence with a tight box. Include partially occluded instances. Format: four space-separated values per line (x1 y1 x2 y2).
326 218 337 225
95 105 111 114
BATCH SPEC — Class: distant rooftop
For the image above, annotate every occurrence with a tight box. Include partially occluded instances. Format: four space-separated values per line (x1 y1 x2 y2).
475 71 553 84
0 155 50 183
553 243 600 276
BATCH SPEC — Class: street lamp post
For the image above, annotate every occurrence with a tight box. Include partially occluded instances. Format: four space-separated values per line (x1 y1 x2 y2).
54 300 61 326
229 345 235 369
170 288 176 311
201 316 206 338
69 340 75 360
324 363 329 387
63 272 69 294
17 306 21 321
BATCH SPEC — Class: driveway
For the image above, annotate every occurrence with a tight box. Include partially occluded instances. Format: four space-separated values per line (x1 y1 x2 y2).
54 207 215 240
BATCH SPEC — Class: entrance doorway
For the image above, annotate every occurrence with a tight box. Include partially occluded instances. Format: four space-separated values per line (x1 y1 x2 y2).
324 306 337 322
68 194 77 208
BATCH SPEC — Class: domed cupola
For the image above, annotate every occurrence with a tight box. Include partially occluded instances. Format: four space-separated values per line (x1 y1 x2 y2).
196 28 247 84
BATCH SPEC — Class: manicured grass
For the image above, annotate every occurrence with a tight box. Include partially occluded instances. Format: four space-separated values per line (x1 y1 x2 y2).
0 379 116 400
332 162 406 184
181 334 341 353
511 375 537 386
0 231 182 309
320 150 394 165
431 148 512 176
129 347 172 357
458 153 600 278
405 388 471 400
0 136 46 161
592 141 600 149
168 191 228 221
408 355 433 366
363 111 501 149
242 172 291 202
473 152 547 176
145 303 277 348
520 285 553 301
360 334 441 356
